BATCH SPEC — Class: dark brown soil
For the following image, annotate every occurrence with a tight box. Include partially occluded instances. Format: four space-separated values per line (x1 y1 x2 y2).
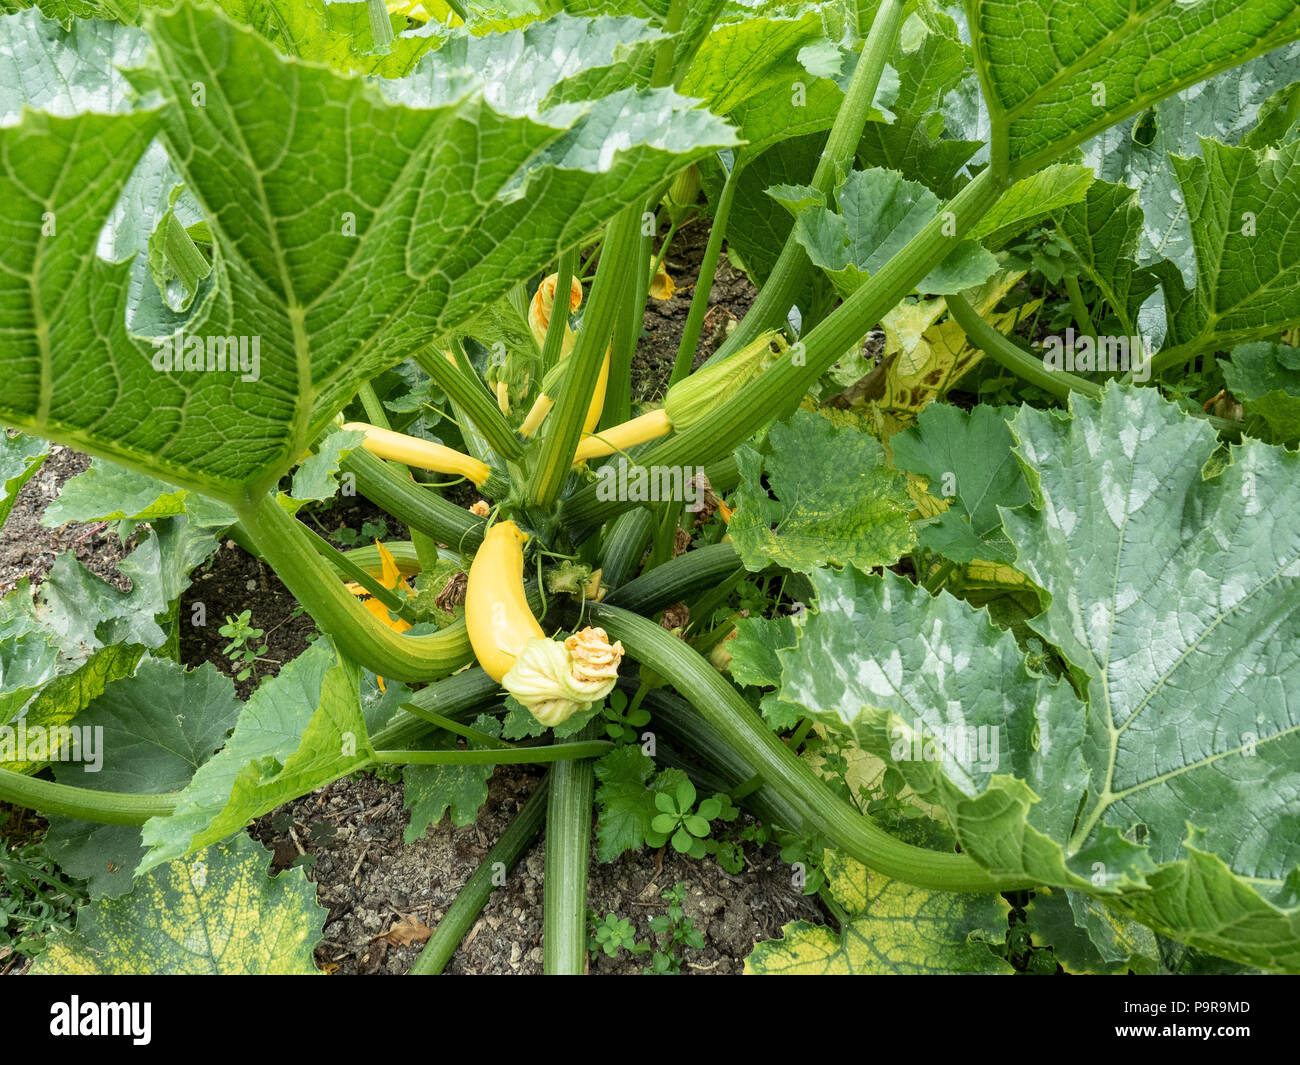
2 217 822 976
630 216 757 403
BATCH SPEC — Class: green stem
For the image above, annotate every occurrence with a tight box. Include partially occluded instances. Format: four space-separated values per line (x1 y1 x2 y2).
945 293 1101 402
397 703 516 748
562 170 1007 528
374 740 610 766
0 766 176 825
158 210 211 295
234 489 473 682
1064 275 1097 341
413 347 523 463
603 542 740 611
539 248 577 376
409 774 550 974
671 151 742 386
544 720 599 974
701 0 908 369
371 667 503 750
650 0 688 88
529 206 642 507
592 604 1031 893
605 220 653 427
341 446 485 554
304 523 411 618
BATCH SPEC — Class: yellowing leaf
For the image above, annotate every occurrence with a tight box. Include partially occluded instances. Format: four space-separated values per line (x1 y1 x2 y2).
33 833 325 974
746 851 1012 975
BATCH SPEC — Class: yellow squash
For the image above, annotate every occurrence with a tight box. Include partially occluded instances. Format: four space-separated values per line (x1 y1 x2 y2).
465 521 545 682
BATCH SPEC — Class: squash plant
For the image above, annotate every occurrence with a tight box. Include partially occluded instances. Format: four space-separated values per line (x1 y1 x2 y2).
0 0 1298 975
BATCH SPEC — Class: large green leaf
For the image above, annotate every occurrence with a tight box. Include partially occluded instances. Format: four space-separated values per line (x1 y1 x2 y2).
32 831 325 974
729 408 914 575
745 849 1012 974
1155 138 1300 359
137 636 373 872
967 0 1300 175
778 387 1300 969
44 657 242 898
1081 42 1300 287
0 6 736 502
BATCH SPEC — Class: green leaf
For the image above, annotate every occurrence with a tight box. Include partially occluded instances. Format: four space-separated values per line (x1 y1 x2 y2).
890 402 1029 563
745 849 1012 974
967 163 1093 250
1155 138 1300 358
701 133 834 316
1052 180 1162 339
728 614 796 689
138 637 373 871
781 565 1102 886
0 5 736 501
44 658 242 898
729 409 914 575
1222 341 1300 445
43 457 188 524
855 11 979 197
1082 42 1300 286
593 745 688 861
1025 888 1160 975
968 0 1300 175
402 712 502 839
784 387 1300 969
681 7 867 158
788 167 998 296
32 832 325 973
0 432 47 529
289 428 365 504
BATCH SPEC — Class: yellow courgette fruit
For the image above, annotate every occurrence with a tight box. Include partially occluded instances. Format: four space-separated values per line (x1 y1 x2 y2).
342 422 491 485
465 521 545 682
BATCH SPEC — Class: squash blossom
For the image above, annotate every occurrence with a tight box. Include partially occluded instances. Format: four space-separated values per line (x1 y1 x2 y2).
521 272 608 439
344 539 412 691
649 262 675 300
502 626 624 726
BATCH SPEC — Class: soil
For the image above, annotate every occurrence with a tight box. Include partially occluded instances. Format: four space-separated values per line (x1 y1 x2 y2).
630 217 757 403
1 219 828 976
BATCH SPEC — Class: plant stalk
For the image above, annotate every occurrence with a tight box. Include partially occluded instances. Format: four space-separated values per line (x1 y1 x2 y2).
0 766 177 825
529 206 642 507
543 720 599 974
562 169 1006 528
234 490 473 682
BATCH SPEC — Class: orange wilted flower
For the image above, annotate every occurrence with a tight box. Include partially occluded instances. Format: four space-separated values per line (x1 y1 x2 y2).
345 540 412 690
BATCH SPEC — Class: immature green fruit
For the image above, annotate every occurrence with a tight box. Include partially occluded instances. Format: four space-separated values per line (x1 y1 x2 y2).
663 330 784 430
